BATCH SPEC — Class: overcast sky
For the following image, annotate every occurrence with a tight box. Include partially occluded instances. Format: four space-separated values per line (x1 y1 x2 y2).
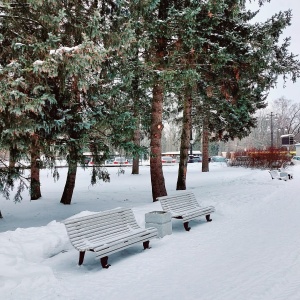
247 0 300 105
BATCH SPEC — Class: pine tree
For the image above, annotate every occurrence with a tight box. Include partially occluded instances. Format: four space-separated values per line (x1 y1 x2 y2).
197 1 299 171
0 1 142 203
173 0 300 185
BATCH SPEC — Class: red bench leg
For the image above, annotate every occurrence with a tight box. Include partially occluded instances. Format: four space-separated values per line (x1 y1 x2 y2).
206 214 212 222
101 256 111 269
79 251 85 265
143 241 150 249
183 222 191 231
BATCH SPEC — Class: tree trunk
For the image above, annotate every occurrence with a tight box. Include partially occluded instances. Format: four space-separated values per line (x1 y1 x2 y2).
132 69 140 175
8 147 17 187
31 134 42 200
176 92 192 190
202 117 210 172
132 124 140 175
150 81 167 201
60 151 77 205
9 147 17 168
0 210 3 219
149 0 169 201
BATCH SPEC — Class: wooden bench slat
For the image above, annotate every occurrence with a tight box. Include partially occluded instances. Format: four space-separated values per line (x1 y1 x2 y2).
74 229 158 254
64 208 134 225
161 201 197 209
94 228 157 250
68 227 131 246
74 234 137 251
66 220 140 236
66 221 129 236
268 169 293 181
95 230 158 257
74 228 147 248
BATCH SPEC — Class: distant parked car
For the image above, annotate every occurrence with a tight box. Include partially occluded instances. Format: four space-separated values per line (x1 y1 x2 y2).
161 156 176 164
188 155 204 163
105 158 113 165
193 156 202 162
188 155 194 163
291 155 300 165
111 157 129 165
211 156 227 163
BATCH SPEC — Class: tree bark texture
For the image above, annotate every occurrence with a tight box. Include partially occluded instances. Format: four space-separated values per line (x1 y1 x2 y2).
202 117 210 172
149 0 169 201
9 147 18 168
132 71 140 175
60 150 77 205
8 147 18 187
60 76 81 205
150 81 167 201
132 124 140 175
30 134 42 200
176 92 192 190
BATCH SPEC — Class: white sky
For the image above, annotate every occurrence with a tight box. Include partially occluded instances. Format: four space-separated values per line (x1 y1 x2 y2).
247 0 300 104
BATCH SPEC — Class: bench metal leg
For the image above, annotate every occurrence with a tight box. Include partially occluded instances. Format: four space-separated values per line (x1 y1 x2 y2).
183 222 191 231
101 256 111 269
79 251 85 265
206 214 212 222
143 241 150 249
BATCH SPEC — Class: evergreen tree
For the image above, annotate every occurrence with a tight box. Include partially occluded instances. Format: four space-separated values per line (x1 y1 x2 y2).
0 1 142 203
197 1 299 171
173 0 300 186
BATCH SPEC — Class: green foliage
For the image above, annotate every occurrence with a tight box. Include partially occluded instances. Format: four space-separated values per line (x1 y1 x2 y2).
185 1 300 141
91 167 110 186
0 0 299 200
0 168 28 202
0 0 148 200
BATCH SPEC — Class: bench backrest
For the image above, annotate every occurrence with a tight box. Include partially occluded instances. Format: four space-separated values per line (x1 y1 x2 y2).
158 192 199 213
63 208 140 249
269 170 279 179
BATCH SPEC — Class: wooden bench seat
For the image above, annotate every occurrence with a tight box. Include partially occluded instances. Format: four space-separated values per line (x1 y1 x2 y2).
157 192 215 231
269 169 293 181
63 207 158 268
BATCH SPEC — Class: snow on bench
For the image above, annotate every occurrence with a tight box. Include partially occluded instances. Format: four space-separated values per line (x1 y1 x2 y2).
63 207 158 268
269 169 293 181
157 192 215 231
279 167 293 180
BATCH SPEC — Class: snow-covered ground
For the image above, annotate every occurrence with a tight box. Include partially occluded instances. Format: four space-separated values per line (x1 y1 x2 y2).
1 162 299 300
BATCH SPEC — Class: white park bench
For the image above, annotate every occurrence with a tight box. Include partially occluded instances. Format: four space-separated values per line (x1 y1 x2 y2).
157 192 215 231
269 169 293 181
63 207 158 268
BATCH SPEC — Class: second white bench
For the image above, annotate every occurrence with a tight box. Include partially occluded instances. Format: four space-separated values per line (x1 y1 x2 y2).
157 192 215 231
269 169 293 181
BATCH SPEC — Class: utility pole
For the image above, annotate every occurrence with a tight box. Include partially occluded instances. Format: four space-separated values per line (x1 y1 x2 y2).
270 112 274 148
267 112 277 148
